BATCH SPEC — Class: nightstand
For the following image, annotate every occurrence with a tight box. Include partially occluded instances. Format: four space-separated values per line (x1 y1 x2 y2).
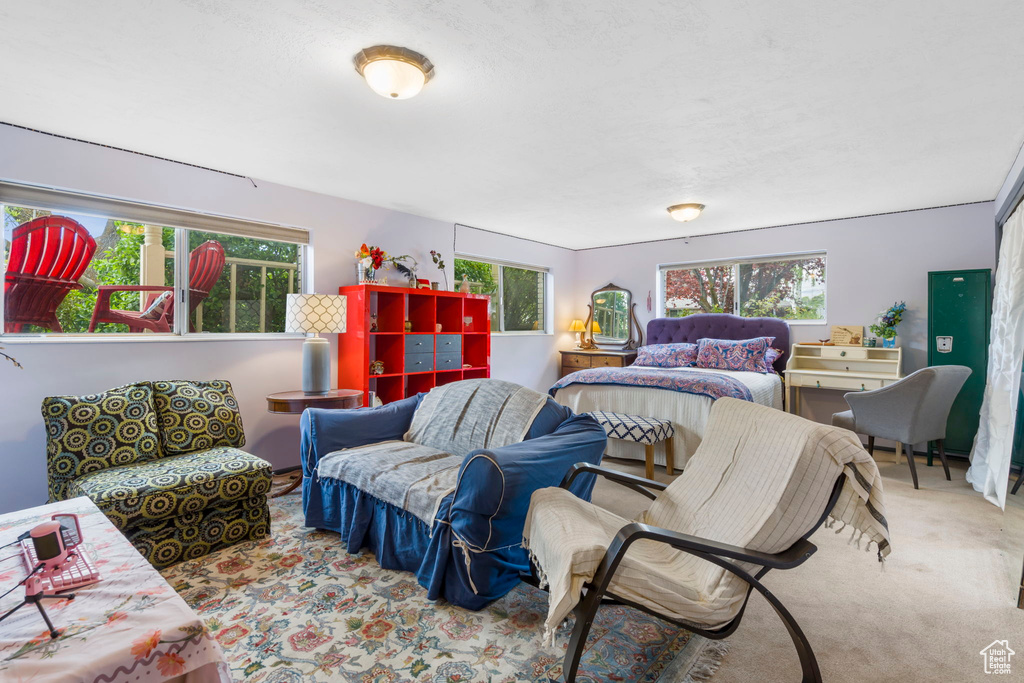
559 349 638 378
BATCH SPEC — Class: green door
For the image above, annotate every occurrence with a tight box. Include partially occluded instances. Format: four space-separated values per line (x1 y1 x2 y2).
927 269 991 456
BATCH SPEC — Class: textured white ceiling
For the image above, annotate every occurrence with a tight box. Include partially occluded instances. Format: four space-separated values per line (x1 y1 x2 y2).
1 1 1023 249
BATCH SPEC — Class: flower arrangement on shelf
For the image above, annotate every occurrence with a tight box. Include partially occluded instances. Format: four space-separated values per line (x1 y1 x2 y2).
430 250 448 290
356 244 388 284
356 243 426 287
869 301 906 348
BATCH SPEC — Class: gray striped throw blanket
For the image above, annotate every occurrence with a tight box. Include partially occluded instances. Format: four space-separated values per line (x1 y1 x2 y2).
404 379 549 458
318 379 548 524
317 441 464 524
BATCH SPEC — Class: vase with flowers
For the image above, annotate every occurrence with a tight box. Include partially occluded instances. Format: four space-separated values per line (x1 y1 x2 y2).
356 243 387 283
869 301 906 348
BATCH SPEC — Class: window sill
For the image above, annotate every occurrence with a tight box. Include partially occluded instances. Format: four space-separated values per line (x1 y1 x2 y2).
0 333 306 344
491 331 553 337
660 314 826 327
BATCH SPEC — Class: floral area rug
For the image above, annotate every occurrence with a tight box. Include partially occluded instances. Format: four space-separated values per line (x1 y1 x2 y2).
161 493 725 682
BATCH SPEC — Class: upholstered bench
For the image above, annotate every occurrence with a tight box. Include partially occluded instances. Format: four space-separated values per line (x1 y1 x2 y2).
588 411 675 478
43 380 272 568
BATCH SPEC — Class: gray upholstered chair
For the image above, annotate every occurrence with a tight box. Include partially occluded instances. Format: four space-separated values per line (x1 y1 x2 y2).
831 366 971 489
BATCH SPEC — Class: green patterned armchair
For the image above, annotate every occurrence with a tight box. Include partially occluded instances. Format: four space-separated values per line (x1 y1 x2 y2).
43 380 272 568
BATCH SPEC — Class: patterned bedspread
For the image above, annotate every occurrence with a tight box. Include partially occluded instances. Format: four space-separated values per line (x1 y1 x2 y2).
550 366 754 402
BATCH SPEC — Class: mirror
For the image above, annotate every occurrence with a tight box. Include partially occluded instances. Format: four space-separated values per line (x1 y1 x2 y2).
584 282 642 350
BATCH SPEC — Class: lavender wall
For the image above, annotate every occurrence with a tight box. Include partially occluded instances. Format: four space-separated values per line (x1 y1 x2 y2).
574 202 997 435
0 122 998 515
0 126 576 513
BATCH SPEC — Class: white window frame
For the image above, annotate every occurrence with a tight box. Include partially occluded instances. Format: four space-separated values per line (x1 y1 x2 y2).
0 181 312 343
658 250 827 325
454 253 552 335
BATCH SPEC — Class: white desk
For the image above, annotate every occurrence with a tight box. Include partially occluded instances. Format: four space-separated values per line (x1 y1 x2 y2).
784 344 902 415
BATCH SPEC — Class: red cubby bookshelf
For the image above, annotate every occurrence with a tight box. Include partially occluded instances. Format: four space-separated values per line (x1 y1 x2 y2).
338 284 492 405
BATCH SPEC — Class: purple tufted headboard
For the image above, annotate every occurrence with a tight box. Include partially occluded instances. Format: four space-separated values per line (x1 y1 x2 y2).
646 314 791 374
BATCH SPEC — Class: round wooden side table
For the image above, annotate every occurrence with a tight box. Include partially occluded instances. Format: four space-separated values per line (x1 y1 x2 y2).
266 389 363 496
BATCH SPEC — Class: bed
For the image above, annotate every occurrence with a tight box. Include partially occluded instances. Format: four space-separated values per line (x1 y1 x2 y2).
552 313 790 469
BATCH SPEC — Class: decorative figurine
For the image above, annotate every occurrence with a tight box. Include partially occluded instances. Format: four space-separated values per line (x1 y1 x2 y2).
369 360 385 375
404 320 413 332
369 314 378 333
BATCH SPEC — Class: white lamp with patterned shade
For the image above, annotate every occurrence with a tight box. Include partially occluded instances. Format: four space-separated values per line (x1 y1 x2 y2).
286 294 347 395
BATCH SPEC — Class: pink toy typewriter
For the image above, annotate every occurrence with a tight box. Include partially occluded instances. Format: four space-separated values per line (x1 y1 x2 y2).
20 513 100 593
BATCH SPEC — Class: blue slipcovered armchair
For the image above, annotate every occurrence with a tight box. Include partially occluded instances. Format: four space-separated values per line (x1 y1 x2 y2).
301 392 607 609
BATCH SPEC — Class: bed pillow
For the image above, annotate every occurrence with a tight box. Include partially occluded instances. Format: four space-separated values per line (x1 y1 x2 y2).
695 337 776 373
633 343 699 368
764 347 784 372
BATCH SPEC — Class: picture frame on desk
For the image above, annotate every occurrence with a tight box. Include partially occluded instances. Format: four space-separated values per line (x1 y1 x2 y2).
829 325 864 346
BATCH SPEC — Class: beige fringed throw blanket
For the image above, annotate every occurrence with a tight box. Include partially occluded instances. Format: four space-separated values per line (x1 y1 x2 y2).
523 398 890 644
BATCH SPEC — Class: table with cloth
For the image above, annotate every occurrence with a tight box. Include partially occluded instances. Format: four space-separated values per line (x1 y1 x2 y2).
0 497 230 683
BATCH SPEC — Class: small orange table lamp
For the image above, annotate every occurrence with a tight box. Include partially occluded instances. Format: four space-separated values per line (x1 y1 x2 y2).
568 319 586 349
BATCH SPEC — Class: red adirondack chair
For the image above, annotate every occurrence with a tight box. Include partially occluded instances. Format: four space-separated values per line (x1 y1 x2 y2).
88 240 226 333
4 216 97 333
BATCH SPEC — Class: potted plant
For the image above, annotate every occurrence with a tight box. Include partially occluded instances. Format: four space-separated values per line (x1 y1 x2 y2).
388 254 419 286
869 302 907 348
430 250 448 290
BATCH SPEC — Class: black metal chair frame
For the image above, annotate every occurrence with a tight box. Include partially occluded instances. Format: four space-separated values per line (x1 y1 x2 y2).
524 462 847 683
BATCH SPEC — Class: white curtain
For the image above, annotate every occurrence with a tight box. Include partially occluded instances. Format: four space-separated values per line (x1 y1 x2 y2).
967 204 1024 509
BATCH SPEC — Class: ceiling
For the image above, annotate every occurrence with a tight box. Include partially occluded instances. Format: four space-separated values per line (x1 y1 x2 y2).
2 1 1023 249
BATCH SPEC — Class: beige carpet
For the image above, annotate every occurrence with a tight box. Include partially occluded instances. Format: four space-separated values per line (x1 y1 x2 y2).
592 453 1024 683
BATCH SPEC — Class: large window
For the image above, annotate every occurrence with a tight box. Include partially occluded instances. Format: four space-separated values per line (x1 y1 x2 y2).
2 183 308 337
661 252 826 322
453 256 548 333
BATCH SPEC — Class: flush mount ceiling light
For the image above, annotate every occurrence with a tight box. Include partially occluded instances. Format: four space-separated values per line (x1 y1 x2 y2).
666 203 705 222
354 45 434 100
